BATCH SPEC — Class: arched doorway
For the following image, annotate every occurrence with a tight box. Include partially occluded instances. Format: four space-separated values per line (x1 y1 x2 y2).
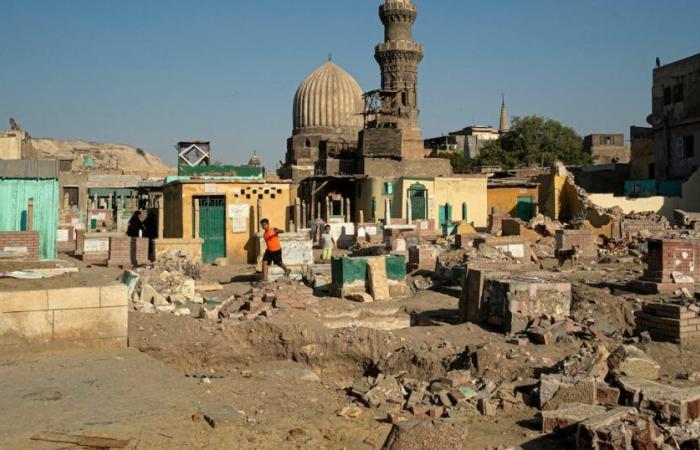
408 183 427 220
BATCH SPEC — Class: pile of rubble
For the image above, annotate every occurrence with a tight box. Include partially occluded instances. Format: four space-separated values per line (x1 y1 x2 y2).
346 369 514 423
347 340 700 448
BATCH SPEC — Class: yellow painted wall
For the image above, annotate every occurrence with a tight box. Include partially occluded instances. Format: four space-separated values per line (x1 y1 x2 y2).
433 177 488 228
487 186 539 217
163 180 294 263
356 176 488 228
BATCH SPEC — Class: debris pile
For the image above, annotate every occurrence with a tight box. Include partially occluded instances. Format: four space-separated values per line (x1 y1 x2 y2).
347 369 519 422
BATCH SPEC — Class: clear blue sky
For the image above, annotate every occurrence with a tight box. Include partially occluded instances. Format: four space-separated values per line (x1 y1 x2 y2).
1 0 699 170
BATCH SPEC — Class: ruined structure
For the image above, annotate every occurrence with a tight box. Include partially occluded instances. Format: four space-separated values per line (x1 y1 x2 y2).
583 133 630 165
649 53 700 180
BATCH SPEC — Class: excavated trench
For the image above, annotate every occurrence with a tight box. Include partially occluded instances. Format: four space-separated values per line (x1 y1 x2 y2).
128 310 466 387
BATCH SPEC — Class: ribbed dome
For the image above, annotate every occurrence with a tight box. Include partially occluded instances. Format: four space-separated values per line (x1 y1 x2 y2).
293 61 364 133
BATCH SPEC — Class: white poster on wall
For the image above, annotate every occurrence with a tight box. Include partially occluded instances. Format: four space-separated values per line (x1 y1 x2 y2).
84 239 109 253
228 204 250 233
57 229 69 242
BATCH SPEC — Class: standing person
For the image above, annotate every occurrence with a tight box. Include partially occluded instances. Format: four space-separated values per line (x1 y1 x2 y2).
320 225 336 261
126 211 144 237
260 219 291 282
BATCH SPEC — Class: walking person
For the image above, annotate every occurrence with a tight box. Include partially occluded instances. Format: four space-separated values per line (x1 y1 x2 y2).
260 219 291 282
126 211 144 238
320 225 336 261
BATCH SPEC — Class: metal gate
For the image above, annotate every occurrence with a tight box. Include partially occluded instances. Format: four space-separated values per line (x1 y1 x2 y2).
198 196 226 264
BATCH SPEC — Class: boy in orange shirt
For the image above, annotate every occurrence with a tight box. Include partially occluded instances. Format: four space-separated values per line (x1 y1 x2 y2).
260 218 291 282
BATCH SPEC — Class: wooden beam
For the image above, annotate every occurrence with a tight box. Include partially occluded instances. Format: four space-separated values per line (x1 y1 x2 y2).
31 432 132 448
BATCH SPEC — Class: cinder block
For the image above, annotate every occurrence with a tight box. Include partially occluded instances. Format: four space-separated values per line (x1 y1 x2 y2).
0 290 49 313
100 284 128 307
0 311 54 341
53 306 127 340
47 287 101 310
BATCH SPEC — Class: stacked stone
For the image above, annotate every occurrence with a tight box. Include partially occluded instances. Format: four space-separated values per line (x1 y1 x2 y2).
635 303 700 343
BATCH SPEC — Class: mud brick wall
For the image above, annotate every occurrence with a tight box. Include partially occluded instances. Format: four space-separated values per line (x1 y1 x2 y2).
456 234 479 249
56 225 76 253
643 239 700 283
0 284 128 349
635 303 700 343
76 231 110 264
108 237 150 267
408 245 439 272
619 218 669 237
556 229 597 260
0 231 40 261
60 211 81 226
488 213 508 234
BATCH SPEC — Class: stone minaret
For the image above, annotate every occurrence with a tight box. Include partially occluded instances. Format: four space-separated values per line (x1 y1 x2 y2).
499 94 510 134
375 0 425 159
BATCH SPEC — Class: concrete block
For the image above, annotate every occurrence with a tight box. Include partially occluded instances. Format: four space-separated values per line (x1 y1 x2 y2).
0 311 54 341
0 290 49 313
367 257 391 302
48 287 101 310
100 284 129 307
53 306 127 340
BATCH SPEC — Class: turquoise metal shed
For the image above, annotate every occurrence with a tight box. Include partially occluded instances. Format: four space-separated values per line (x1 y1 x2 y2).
0 160 59 259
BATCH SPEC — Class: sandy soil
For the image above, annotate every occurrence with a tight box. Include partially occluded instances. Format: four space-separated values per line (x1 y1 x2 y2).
2 256 699 449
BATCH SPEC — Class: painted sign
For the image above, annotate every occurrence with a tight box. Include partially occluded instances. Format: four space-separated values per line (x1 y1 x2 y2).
57 229 69 242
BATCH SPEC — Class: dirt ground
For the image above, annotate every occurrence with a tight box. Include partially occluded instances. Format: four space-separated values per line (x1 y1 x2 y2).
1 255 699 449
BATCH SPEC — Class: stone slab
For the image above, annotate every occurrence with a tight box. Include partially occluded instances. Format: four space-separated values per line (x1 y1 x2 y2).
0 290 49 313
47 287 101 310
53 306 127 341
0 310 54 341
100 284 129 307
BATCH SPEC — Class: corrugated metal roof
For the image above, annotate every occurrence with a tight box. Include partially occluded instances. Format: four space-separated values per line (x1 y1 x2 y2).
0 159 59 179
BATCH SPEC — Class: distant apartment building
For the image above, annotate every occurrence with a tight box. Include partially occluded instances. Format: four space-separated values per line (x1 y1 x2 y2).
630 126 655 180
424 97 510 160
650 53 700 180
425 125 501 159
583 133 630 164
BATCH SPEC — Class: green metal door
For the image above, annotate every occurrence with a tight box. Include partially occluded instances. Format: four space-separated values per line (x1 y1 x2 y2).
199 197 226 264
408 183 427 220
516 196 534 221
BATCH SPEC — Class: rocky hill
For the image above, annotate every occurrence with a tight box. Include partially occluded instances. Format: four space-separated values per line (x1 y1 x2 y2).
27 138 176 179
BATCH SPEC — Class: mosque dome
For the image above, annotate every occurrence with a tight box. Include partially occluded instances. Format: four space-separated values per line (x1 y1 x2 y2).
293 61 364 134
247 151 261 167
